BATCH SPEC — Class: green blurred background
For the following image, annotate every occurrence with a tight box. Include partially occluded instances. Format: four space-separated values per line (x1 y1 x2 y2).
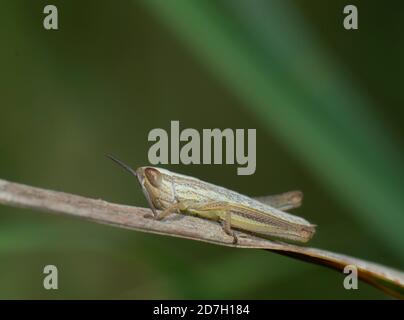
0 0 403 299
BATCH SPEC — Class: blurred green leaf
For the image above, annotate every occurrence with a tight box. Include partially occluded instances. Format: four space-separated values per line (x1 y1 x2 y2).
142 0 404 262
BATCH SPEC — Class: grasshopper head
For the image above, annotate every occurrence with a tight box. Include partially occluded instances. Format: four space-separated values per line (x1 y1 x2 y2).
106 154 173 214
136 167 162 187
136 166 174 212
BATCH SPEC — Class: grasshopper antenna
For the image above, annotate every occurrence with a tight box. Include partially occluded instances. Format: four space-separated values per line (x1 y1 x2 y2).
106 154 138 177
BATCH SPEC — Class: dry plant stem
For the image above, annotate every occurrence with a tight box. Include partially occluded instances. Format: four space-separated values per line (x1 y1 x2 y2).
0 178 403 299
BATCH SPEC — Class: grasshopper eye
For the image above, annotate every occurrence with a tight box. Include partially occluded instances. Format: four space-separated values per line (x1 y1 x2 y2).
144 168 162 188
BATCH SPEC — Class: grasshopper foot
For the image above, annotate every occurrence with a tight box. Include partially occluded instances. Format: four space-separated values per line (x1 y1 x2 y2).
232 233 238 245
221 221 238 244
143 212 155 219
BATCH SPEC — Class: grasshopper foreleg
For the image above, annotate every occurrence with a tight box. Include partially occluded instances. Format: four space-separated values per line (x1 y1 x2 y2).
144 200 187 220
156 201 186 220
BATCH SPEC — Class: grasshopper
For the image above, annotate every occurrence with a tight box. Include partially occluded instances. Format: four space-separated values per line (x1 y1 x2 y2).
107 155 316 244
